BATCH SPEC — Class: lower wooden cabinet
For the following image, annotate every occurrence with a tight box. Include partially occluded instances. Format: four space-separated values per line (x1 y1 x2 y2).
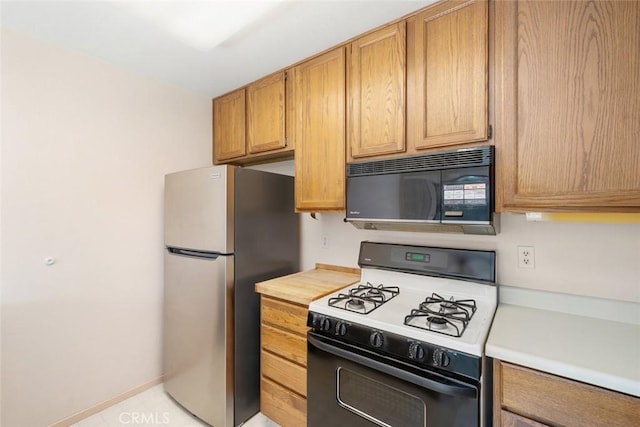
256 266 360 426
494 360 640 427
260 296 309 427
260 376 306 427
501 409 550 427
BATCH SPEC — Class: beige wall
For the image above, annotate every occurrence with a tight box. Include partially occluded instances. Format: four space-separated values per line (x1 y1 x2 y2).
300 213 640 303
0 30 212 426
253 161 640 303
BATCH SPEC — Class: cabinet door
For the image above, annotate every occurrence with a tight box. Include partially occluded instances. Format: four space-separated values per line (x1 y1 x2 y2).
247 72 287 154
495 0 640 210
348 22 406 159
294 48 346 212
213 88 246 162
409 0 488 149
496 361 640 427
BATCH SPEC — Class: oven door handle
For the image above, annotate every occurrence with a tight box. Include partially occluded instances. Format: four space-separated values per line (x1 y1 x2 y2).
308 334 477 399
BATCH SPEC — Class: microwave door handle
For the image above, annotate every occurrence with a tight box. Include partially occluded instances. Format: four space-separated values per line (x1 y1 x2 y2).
308 334 476 399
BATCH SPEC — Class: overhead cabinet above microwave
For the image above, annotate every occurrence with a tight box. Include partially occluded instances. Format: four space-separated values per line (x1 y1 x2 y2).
347 0 489 163
345 146 497 235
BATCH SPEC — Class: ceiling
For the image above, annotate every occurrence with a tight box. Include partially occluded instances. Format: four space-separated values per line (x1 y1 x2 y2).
1 0 435 98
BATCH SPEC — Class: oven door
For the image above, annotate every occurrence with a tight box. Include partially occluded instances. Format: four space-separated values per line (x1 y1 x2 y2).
308 332 479 427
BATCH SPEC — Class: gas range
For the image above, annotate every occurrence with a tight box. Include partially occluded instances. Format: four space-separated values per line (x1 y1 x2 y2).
307 242 498 427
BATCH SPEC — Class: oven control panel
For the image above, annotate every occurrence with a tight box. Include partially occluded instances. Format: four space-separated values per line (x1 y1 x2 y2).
307 312 481 381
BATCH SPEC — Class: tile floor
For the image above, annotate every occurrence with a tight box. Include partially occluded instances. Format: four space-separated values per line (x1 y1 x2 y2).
71 384 279 427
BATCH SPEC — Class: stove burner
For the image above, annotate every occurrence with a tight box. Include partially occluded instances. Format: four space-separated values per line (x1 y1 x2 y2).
346 298 366 311
403 293 477 338
328 282 399 314
427 316 448 330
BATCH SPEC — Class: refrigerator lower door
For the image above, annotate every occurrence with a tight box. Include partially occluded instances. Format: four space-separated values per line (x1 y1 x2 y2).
163 249 233 427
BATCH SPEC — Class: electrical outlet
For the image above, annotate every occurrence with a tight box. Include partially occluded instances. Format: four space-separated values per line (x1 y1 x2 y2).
321 233 330 249
517 246 535 269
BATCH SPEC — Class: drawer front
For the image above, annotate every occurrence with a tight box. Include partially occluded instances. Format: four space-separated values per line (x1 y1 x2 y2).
501 410 550 427
500 362 640 427
261 296 309 336
261 376 306 427
262 323 307 366
261 350 307 397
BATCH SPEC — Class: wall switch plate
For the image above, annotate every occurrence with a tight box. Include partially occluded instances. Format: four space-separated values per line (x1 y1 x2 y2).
518 246 535 269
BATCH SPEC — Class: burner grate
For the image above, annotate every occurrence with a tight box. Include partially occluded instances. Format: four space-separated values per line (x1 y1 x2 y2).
328 282 399 314
421 293 477 320
403 293 477 338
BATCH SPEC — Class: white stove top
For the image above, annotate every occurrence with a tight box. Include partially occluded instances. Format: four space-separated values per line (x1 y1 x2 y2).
309 268 497 356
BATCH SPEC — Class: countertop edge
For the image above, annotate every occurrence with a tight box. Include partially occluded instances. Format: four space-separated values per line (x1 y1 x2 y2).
314 263 360 275
486 343 640 398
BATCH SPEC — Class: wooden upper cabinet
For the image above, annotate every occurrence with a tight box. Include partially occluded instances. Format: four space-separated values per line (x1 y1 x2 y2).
495 0 640 211
348 22 406 160
408 0 488 150
213 70 293 165
294 47 346 212
247 72 286 154
213 88 246 162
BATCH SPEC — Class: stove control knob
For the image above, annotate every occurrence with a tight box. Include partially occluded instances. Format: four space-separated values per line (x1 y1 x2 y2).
433 349 451 367
335 321 348 336
319 317 332 332
370 331 384 348
408 342 425 360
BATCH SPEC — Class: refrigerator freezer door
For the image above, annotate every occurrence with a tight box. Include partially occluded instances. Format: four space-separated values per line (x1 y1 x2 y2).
163 250 233 427
164 165 233 253
232 168 299 424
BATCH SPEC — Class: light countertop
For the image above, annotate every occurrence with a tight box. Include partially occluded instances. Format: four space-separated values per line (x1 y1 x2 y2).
486 289 640 397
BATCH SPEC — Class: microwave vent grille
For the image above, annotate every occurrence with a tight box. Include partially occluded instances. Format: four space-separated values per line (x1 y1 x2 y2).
347 146 493 177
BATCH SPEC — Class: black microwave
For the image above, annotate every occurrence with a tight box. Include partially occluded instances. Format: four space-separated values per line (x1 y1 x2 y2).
345 146 497 235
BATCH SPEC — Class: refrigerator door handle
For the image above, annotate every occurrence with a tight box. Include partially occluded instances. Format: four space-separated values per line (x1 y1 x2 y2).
166 247 229 259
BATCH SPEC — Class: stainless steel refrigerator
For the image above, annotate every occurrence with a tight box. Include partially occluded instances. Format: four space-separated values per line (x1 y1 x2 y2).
163 165 299 427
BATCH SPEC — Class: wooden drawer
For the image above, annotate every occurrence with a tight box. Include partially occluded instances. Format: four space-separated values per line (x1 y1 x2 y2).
497 361 640 427
261 350 306 397
261 296 309 336
501 410 550 427
261 323 307 366
261 376 306 427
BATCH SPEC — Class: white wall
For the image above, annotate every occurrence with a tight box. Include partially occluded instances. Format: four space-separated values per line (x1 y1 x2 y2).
1 30 212 426
301 213 640 303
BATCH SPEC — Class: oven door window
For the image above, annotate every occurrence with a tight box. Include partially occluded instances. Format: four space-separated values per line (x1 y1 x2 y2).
337 367 426 427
